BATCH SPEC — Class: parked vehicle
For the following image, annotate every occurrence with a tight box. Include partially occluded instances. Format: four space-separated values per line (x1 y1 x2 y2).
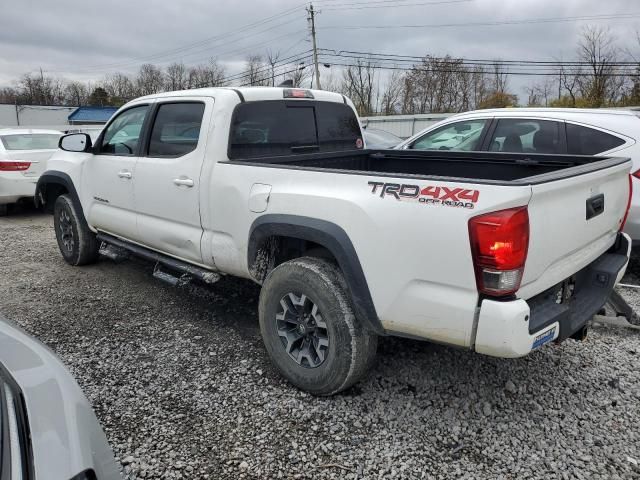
0 128 62 215
0 314 121 479
362 127 402 149
397 108 640 244
36 88 632 395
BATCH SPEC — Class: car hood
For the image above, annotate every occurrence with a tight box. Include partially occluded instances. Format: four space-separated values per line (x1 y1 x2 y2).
0 314 121 479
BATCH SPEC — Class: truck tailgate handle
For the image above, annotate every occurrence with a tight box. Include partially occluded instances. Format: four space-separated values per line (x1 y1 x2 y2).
586 194 605 220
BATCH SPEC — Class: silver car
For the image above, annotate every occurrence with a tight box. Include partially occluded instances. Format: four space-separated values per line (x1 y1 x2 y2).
0 314 120 479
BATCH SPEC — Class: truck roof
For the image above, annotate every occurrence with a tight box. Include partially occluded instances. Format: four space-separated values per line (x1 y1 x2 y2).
135 86 347 104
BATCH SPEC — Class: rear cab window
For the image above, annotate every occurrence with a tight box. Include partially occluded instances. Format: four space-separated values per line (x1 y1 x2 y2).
566 123 626 155
228 100 362 159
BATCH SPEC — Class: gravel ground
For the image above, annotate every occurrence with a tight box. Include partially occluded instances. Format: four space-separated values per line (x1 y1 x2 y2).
1 207 640 479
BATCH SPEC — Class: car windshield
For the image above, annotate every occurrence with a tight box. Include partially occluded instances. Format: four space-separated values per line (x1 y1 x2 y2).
0 134 60 150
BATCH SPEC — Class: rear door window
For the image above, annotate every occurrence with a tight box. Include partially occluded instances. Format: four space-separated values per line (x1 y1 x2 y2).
229 101 361 159
487 119 563 154
566 123 625 155
410 119 488 151
148 102 205 157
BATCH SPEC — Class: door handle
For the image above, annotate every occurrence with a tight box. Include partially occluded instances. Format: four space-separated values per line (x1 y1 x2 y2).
173 177 194 187
118 170 132 179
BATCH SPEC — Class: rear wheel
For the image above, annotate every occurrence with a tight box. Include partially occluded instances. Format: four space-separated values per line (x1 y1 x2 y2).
259 257 377 396
0 204 7 216
54 194 99 266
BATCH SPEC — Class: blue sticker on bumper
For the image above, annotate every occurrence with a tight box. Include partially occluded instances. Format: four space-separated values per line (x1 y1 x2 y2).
532 327 556 349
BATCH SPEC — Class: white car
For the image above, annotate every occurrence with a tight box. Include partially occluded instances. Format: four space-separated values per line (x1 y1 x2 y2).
397 108 640 244
0 128 62 215
36 88 631 395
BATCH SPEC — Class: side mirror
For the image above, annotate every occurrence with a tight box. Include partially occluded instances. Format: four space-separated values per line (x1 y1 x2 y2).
59 133 92 153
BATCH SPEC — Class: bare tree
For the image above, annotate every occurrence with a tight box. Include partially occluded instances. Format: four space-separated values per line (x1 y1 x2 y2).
165 62 187 91
17 71 66 105
526 79 555 107
103 72 137 104
400 56 491 114
136 64 164 96
266 50 280 86
64 81 89 106
186 59 226 88
341 59 378 115
379 70 403 115
243 55 269 86
576 25 619 107
491 61 509 94
285 62 311 87
0 87 18 104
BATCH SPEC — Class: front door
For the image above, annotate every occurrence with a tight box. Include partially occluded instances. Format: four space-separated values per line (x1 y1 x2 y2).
83 104 151 241
134 100 209 265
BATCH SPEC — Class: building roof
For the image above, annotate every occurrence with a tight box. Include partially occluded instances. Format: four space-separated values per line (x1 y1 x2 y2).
68 106 118 123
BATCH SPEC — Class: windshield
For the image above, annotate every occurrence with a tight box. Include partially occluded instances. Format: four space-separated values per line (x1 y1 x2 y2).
0 134 60 151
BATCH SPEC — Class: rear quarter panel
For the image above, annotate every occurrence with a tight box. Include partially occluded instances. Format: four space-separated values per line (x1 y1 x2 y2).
203 160 531 346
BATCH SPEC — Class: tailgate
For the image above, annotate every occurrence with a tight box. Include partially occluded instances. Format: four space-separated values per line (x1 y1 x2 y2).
518 158 632 299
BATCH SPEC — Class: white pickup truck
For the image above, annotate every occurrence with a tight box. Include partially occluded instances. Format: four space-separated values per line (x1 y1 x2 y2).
37 87 632 395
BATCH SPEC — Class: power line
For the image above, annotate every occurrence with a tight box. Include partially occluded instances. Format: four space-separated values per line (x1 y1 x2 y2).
319 13 640 30
321 0 472 11
219 52 313 85
238 63 312 87
322 60 639 77
53 4 308 73
320 51 640 68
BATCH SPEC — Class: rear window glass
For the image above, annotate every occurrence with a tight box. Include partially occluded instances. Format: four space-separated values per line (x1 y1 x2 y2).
566 123 625 155
148 102 205 157
0 134 60 150
229 100 362 159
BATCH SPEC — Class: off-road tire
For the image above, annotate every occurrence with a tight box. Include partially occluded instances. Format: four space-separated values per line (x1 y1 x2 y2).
54 194 99 266
259 257 377 396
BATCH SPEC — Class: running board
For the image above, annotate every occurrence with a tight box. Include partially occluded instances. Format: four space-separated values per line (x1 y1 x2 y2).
96 233 221 285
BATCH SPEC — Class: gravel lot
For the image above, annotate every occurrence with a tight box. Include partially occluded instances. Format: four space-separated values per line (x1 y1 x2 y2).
1 207 639 479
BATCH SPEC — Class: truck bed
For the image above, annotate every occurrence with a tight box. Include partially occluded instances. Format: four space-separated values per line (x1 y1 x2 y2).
229 149 628 185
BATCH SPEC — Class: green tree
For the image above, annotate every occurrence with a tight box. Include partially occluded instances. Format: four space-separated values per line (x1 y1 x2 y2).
87 87 110 106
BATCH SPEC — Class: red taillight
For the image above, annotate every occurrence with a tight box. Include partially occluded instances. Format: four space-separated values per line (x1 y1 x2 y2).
0 161 31 171
620 173 634 231
468 206 529 296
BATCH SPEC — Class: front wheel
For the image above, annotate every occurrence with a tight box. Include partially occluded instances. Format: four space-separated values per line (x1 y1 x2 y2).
259 257 377 396
54 194 99 266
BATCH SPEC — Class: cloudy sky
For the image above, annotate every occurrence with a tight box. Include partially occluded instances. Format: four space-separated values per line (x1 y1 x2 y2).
0 0 638 98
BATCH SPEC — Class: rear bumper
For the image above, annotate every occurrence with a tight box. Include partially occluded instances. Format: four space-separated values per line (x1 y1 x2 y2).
0 174 37 204
475 232 630 358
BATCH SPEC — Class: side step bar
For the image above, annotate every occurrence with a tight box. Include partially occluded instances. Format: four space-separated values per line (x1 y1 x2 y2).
96 232 221 285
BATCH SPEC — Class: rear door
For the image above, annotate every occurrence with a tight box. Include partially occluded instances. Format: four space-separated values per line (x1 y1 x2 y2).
519 158 631 299
134 99 210 264
83 104 151 241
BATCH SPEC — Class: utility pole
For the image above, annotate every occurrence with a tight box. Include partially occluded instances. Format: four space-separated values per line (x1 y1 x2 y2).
307 3 322 90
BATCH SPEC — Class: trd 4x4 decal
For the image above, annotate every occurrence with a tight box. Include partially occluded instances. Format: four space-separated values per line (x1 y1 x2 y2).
368 181 480 209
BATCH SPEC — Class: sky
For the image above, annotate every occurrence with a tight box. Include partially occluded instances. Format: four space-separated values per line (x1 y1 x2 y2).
0 0 638 99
